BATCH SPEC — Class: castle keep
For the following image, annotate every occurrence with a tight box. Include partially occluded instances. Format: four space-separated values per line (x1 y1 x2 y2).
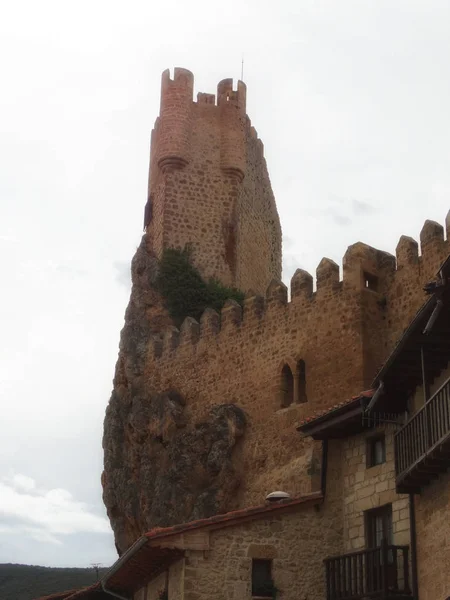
95 68 450 600
145 67 281 293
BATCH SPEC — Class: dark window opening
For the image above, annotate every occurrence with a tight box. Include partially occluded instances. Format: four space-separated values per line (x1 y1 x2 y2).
280 365 294 407
252 559 273 598
367 434 386 468
297 359 307 403
366 504 393 548
364 272 378 291
365 504 396 589
143 195 153 231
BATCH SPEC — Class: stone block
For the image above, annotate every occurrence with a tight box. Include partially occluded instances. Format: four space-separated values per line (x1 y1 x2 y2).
375 481 388 493
356 485 375 500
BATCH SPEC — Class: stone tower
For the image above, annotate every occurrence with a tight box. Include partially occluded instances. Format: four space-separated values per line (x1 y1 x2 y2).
145 67 281 293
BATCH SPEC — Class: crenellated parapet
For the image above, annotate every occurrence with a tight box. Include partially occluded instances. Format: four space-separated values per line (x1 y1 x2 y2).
150 214 450 364
150 70 258 183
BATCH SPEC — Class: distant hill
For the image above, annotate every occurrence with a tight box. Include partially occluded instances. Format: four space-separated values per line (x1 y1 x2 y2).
0 563 110 600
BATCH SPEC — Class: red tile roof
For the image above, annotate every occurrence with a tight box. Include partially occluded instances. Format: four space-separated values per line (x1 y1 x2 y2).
34 495 324 600
297 389 374 428
34 583 107 600
64 584 102 599
103 491 324 595
144 490 324 543
34 591 82 600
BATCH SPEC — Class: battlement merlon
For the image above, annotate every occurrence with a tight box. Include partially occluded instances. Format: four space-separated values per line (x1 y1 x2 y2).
217 78 247 113
150 214 450 361
160 67 195 106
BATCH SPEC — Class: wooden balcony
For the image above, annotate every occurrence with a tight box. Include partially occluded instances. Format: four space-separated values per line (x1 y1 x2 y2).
324 543 412 600
394 375 450 494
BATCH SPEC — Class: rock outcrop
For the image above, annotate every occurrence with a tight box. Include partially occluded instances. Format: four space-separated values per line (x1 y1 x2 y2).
102 236 247 554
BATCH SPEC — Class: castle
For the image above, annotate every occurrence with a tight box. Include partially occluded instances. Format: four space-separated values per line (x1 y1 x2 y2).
38 68 450 600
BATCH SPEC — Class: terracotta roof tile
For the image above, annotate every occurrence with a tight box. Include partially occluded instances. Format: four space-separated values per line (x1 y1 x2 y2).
34 583 106 600
144 490 324 542
34 591 82 600
99 492 325 595
64 584 104 599
297 389 374 428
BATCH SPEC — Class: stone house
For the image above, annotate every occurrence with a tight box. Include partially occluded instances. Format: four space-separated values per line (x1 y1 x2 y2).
103 492 336 600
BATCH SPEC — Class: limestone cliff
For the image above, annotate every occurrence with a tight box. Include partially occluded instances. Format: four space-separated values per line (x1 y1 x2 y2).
102 236 247 554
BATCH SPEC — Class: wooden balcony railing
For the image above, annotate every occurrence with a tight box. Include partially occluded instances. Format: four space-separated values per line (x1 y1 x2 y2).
324 543 411 600
394 375 450 492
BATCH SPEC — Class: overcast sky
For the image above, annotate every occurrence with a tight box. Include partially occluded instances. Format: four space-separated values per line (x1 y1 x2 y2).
1 0 450 569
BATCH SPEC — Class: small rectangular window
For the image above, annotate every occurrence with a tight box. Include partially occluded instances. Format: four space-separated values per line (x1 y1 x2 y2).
364 272 378 291
252 559 273 597
367 435 386 468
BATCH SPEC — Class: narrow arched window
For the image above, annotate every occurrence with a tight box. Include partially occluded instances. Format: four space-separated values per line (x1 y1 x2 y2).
281 364 294 407
298 360 307 403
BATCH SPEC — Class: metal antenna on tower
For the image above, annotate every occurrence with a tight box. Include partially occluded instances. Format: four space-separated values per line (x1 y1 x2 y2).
241 55 244 81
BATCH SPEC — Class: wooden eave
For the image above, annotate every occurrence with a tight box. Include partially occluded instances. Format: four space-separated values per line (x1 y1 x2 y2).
298 399 373 440
106 545 184 596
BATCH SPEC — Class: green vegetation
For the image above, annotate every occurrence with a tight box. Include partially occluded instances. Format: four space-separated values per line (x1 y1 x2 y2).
156 246 244 327
0 563 110 600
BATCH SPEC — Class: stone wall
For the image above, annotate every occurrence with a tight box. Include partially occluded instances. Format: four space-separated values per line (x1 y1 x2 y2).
415 471 450 600
410 360 450 416
408 362 450 600
103 206 450 551
141 571 166 600
143 224 450 511
135 560 185 600
338 428 411 551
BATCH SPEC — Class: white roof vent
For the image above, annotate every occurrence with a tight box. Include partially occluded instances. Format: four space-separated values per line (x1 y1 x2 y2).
265 491 291 503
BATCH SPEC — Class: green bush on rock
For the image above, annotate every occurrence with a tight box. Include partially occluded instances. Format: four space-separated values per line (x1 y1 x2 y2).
156 246 244 327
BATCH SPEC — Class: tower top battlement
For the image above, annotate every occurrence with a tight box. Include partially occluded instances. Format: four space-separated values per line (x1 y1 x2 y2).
159 68 246 111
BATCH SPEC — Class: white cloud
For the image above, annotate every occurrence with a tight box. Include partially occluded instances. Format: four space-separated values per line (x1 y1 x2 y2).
0 474 110 543
11 474 36 493
0 525 62 546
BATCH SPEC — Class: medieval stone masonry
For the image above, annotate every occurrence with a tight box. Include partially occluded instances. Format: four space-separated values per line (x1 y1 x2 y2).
98 67 450 600
146 67 281 293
